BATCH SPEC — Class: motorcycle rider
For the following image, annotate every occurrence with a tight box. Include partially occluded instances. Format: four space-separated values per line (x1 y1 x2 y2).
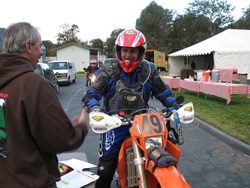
84 59 99 87
82 29 178 188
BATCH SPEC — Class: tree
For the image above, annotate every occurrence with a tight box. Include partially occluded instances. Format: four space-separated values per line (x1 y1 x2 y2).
185 0 235 35
230 5 250 29
42 40 56 56
79 40 88 47
105 28 125 58
242 5 250 21
136 1 174 51
90 38 104 50
167 13 213 53
57 23 80 44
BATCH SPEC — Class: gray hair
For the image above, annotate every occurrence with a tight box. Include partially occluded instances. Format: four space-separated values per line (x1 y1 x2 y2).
3 22 38 53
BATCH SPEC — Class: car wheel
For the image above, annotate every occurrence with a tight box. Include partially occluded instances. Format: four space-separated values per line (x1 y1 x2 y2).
73 75 76 83
67 77 70 86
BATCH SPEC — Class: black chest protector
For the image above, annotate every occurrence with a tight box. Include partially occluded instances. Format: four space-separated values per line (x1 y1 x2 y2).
107 59 156 114
91 59 160 114
109 79 146 114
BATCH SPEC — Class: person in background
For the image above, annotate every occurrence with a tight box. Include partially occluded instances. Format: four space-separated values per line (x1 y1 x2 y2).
84 59 99 87
0 22 88 188
191 61 197 80
82 29 179 188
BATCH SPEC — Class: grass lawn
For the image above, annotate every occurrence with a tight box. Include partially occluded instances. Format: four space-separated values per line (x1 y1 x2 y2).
77 71 85 77
160 71 250 145
170 87 250 145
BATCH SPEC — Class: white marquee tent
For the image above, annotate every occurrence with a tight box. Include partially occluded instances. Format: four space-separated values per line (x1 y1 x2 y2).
168 29 250 80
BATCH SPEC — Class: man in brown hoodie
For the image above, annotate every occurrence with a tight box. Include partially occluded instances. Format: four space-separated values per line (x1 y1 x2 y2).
0 22 88 188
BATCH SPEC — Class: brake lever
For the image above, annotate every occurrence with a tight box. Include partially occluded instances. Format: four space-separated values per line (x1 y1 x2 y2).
162 108 172 118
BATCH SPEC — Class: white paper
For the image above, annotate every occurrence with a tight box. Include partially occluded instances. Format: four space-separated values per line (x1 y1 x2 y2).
56 170 99 188
60 158 96 170
56 158 99 188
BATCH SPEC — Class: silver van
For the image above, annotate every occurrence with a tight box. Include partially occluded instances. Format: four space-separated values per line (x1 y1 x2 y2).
48 60 76 85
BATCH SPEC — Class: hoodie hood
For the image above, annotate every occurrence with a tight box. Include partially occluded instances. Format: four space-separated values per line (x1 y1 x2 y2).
0 53 34 88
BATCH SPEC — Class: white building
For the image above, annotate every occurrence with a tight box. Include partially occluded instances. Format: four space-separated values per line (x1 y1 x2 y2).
53 43 107 72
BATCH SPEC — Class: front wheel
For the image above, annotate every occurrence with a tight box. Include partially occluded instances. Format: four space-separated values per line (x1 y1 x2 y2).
113 170 121 188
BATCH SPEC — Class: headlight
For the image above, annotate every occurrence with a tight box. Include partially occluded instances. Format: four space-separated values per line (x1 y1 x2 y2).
145 136 163 150
91 75 96 82
61 73 68 78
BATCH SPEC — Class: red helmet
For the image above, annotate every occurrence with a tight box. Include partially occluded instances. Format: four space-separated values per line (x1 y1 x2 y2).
90 59 97 64
115 29 147 73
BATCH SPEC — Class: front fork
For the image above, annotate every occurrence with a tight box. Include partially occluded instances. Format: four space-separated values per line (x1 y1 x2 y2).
171 109 184 145
132 139 148 188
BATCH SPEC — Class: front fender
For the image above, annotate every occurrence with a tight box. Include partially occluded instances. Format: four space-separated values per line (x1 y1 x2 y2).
118 138 190 188
152 165 190 188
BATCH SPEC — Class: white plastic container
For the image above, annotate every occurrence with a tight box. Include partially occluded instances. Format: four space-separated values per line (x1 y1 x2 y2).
211 70 220 82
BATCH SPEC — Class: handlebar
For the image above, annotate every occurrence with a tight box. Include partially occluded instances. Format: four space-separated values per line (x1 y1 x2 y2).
89 102 194 144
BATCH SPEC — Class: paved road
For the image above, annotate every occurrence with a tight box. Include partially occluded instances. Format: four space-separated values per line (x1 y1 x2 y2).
58 77 250 188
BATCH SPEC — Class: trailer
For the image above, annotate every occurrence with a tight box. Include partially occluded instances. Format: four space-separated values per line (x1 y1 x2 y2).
144 50 167 72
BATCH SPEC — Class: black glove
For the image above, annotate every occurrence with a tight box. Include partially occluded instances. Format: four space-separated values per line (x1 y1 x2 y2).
170 101 181 110
81 95 89 108
147 148 177 173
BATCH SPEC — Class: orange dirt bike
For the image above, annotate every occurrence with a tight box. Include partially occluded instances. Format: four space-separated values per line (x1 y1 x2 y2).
89 98 194 188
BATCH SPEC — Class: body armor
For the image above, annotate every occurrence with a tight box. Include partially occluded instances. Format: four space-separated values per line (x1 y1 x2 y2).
108 78 146 115
89 59 167 113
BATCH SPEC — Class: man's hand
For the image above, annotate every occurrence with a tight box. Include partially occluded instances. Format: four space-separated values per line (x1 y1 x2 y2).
72 107 88 138
73 107 87 127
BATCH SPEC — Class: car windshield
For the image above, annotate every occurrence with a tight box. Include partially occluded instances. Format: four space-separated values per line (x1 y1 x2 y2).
48 62 68 70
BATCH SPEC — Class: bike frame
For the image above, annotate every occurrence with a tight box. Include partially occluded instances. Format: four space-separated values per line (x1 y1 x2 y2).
117 112 190 188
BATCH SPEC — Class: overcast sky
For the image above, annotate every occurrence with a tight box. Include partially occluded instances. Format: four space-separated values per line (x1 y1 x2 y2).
1 0 249 43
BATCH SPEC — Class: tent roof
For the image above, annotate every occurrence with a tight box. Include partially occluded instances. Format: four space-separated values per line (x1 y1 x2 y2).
169 29 250 57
